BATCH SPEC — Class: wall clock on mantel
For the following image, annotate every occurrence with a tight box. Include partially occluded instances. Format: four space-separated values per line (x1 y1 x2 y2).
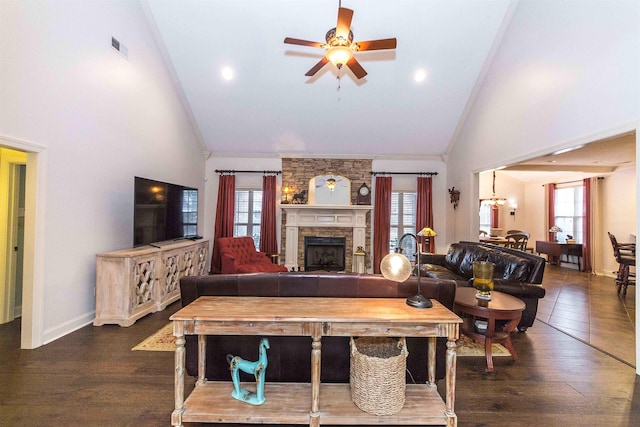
357 183 371 205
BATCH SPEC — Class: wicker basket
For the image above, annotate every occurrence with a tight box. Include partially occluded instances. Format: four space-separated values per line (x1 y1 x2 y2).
349 336 408 416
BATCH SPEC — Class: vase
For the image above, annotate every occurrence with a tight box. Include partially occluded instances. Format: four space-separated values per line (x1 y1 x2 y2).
473 261 494 301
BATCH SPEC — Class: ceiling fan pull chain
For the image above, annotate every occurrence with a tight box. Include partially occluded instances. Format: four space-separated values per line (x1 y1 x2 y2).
336 74 342 101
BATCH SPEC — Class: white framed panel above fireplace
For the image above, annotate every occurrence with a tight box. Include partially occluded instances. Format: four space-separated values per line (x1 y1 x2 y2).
281 205 372 272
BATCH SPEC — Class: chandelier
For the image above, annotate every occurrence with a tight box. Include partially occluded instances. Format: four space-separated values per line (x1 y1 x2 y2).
482 170 507 206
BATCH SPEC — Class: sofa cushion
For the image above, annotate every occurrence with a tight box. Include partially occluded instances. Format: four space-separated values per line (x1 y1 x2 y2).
487 250 532 281
423 265 466 282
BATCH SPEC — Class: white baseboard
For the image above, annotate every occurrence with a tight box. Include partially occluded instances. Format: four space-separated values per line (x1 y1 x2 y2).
43 311 96 345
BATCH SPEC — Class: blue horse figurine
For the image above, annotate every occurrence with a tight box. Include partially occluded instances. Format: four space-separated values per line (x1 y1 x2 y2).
226 337 270 405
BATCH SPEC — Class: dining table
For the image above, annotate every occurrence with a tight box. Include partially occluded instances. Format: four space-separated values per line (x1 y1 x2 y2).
479 236 509 245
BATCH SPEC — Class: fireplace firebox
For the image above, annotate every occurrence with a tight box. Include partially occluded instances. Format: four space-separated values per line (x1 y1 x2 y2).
304 236 346 272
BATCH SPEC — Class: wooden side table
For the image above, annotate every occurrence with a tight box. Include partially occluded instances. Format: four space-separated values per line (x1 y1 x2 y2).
454 287 525 372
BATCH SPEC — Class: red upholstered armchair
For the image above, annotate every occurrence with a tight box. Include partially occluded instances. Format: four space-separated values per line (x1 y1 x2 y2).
216 237 288 274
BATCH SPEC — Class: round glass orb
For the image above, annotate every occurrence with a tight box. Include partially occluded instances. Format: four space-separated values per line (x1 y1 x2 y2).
380 253 412 283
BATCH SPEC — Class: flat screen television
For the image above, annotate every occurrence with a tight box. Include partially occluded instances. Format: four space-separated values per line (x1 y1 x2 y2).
134 176 199 247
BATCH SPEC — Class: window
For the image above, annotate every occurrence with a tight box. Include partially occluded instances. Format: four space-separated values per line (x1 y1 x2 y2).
182 189 198 237
479 203 492 235
554 184 583 243
390 191 417 258
234 189 262 249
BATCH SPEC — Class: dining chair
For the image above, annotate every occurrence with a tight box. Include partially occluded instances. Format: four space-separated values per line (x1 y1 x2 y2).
607 232 636 297
504 233 529 251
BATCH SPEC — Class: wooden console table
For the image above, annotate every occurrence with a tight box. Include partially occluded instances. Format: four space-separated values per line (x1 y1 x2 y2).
535 240 583 271
170 296 462 427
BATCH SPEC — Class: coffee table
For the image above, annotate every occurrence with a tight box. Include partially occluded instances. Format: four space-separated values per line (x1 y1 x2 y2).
454 287 525 372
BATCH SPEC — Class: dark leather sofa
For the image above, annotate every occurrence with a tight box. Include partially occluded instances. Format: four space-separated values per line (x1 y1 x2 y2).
179 272 457 384
419 241 546 331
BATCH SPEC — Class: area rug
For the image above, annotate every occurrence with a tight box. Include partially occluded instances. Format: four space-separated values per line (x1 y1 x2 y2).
456 334 511 357
132 323 175 352
132 323 510 356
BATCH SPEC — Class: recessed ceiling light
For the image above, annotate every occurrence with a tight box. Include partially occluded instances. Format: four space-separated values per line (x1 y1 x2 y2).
414 68 427 83
221 66 234 81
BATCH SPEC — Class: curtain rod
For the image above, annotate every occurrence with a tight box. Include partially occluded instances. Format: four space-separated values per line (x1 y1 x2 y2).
370 171 438 176
543 177 604 186
215 169 281 175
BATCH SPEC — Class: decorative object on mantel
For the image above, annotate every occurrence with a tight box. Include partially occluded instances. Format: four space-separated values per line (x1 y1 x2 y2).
227 337 270 405
356 182 371 205
549 225 562 242
353 246 366 273
283 4 397 80
281 185 292 204
292 189 307 204
310 174 350 205
448 187 460 209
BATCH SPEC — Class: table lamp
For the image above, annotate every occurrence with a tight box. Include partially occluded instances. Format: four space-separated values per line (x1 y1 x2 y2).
382 235 433 309
417 227 437 254
549 225 562 242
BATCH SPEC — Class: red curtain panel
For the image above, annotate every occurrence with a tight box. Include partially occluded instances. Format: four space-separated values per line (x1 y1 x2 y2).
373 176 392 274
211 174 236 273
260 175 278 256
416 176 435 253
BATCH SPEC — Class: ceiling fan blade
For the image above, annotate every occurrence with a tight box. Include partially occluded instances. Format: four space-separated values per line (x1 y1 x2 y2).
284 37 324 48
336 7 354 39
356 38 397 51
346 57 367 79
305 57 329 76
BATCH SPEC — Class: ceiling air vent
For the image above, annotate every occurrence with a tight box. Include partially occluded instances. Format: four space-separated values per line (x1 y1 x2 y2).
111 36 128 58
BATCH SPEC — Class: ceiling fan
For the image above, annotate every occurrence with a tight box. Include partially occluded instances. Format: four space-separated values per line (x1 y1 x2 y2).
283 6 397 79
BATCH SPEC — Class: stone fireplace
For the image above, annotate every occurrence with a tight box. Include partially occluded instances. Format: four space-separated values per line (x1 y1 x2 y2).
281 205 371 272
280 158 373 272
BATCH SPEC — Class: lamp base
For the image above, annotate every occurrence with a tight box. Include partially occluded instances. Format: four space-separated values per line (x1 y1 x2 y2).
406 294 433 308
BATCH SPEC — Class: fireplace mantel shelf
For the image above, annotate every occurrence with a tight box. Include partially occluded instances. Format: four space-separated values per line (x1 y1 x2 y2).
281 204 372 211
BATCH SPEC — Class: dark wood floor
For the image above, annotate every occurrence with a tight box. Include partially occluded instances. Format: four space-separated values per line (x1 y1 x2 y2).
1 266 639 426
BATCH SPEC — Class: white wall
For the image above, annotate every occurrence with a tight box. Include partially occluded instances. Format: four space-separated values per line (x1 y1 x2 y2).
448 0 640 241
448 0 640 372
0 1 205 344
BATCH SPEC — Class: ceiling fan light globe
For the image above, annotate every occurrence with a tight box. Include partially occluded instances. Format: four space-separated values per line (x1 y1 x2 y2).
326 46 353 67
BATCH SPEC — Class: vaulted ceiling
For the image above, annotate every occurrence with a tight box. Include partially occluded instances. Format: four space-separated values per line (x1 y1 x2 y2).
142 0 513 159
142 0 634 179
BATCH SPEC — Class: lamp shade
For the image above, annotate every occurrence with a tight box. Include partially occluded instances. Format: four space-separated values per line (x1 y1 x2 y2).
417 227 437 237
549 225 563 233
326 45 353 67
380 253 412 283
